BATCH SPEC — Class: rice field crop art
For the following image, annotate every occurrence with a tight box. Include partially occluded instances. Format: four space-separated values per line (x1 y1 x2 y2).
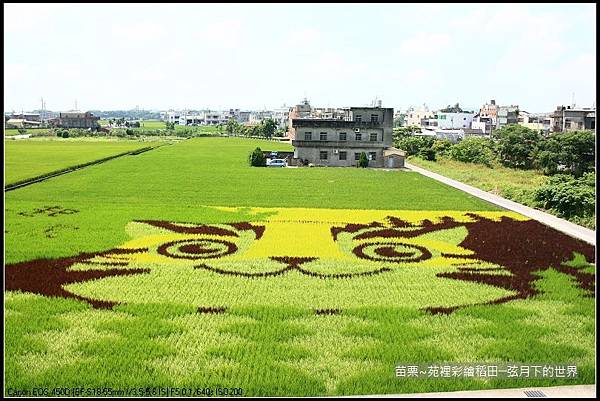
5 206 596 396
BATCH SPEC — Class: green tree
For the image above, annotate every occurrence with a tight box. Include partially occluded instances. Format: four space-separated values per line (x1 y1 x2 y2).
393 113 406 127
225 118 241 135
248 147 266 167
396 135 434 156
431 139 453 157
392 125 421 145
449 137 496 167
261 118 277 139
357 152 369 168
536 131 595 177
495 125 543 169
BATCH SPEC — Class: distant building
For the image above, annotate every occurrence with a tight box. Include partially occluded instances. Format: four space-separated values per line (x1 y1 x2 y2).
497 105 519 128
405 104 434 127
435 111 475 129
5 118 41 129
162 111 180 123
248 110 274 125
291 106 404 168
479 100 499 126
471 114 494 135
52 111 100 129
517 111 551 133
272 105 292 129
179 114 204 126
550 105 595 132
10 112 41 122
420 127 486 143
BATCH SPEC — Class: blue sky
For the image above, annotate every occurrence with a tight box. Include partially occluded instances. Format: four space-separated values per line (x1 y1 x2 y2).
4 3 596 113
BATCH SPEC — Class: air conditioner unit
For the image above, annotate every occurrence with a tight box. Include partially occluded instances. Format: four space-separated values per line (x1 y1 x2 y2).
354 128 360 133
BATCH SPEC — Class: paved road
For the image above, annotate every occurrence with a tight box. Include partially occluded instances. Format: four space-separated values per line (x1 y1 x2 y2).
405 162 596 245
353 384 596 398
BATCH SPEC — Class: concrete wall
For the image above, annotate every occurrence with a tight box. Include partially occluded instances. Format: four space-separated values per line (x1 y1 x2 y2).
295 146 384 167
295 126 385 143
436 112 474 129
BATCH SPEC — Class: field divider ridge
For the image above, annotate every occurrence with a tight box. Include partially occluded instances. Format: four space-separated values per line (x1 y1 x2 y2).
4 144 163 192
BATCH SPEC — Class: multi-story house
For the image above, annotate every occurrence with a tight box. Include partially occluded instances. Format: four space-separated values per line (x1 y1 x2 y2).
52 111 100 129
435 111 475 129
405 104 434 127
497 105 519 128
291 106 404 168
550 105 595 132
479 99 499 126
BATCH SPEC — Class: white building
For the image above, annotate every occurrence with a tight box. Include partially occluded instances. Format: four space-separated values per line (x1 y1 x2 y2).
272 105 291 129
405 104 434 127
248 111 273 124
435 112 475 129
163 111 181 123
179 114 204 126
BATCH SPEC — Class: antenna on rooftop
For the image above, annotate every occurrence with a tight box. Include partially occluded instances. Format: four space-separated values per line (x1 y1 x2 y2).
571 92 576 108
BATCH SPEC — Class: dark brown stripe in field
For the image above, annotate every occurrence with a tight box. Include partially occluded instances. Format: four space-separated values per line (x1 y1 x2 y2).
197 306 227 314
134 220 266 239
314 308 341 315
135 220 240 237
5 248 150 309
195 257 392 279
424 214 595 314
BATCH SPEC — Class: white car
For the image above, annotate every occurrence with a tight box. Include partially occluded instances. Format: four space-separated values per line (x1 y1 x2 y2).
267 159 287 167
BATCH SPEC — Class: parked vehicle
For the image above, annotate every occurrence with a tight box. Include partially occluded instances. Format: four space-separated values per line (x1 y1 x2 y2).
267 159 287 167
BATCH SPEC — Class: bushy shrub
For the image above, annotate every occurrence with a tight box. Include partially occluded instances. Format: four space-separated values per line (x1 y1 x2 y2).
449 137 496 167
396 136 435 156
248 147 266 167
419 147 436 161
357 152 369 168
533 173 595 219
431 139 452 157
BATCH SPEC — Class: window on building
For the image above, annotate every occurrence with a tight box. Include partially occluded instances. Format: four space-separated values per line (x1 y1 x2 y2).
371 114 378 123
354 152 361 161
369 152 377 161
355 133 362 141
320 151 328 160
355 115 362 122
339 132 347 141
320 132 327 141
339 151 347 160
305 132 312 140
370 133 377 141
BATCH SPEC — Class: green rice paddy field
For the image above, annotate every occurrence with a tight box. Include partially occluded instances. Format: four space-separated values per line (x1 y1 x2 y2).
4 138 155 185
4 137 596 396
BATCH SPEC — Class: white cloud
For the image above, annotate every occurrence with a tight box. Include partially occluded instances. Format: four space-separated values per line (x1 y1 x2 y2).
398 32 451 56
